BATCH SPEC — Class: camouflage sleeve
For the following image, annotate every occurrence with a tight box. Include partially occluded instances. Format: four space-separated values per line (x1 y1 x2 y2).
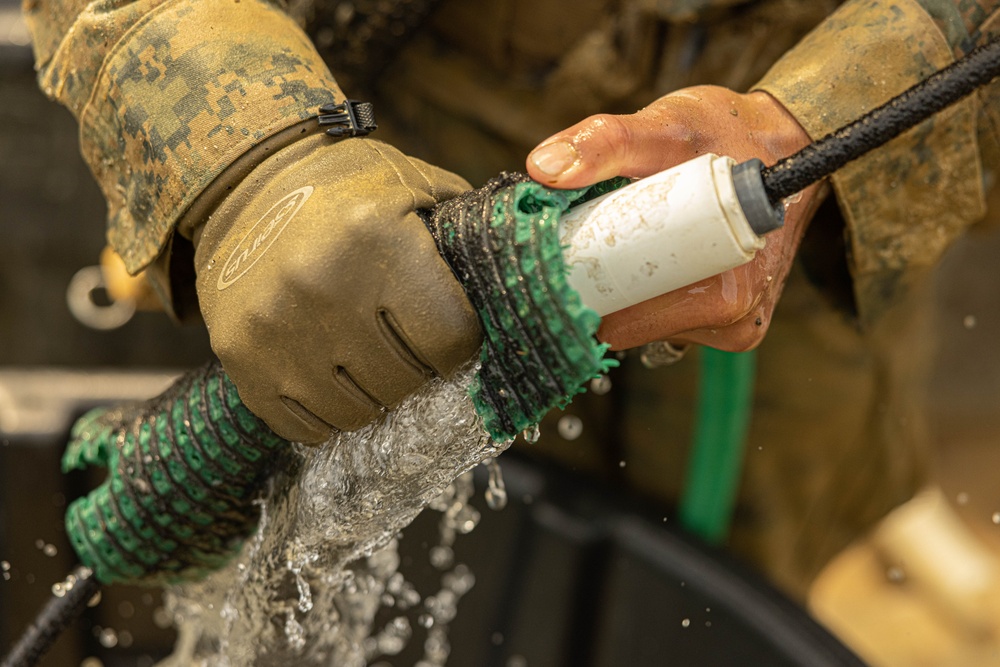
21 0 344 277
754 0 999 324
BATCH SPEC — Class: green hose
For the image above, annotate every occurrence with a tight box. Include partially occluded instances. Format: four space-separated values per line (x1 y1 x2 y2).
62 174 622 587
678 348 756 545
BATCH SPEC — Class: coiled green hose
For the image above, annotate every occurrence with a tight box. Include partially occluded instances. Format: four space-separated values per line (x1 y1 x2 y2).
62 363 288 585
61 174 622 588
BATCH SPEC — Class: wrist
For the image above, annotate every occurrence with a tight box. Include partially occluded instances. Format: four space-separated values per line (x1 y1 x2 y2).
82 0 343 277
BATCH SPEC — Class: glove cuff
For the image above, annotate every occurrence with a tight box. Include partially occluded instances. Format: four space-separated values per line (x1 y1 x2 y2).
71 0 343 275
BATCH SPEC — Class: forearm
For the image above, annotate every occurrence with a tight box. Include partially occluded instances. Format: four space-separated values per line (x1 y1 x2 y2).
22 0 343 276
754 0 999 322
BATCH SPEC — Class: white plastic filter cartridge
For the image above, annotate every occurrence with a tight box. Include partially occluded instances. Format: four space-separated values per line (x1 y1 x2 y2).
558 153 775 316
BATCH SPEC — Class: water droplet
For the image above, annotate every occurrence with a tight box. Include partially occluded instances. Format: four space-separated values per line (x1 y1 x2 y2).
284 613 306 651
152 607 172 629
520 425 541 444
640 340 687 368
484 458 508 510
557 415 583 441
118 630 133 648
1 561 10 571
87 591 102 607
681 618 691 628
401 588 421 608
97 627 118 648
454 505 480 534
429 546 454 570
42 544 58 557
618 460 626 469
443 564 475 596
377 616 411 655
590 375 613 395
418 613 434 628
964 315 977 329
52 583 66 597
992 512 1000 525
292 566 313 613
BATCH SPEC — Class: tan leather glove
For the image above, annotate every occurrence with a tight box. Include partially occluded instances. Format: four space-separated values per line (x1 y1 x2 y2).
191 135 483 444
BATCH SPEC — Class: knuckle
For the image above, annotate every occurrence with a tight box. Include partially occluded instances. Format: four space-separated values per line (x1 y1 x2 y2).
208 325 241 364
719 309 771 352
582 114 632 154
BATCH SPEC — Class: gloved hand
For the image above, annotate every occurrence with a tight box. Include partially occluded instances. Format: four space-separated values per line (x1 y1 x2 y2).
190 135 484 444
526 85 825 352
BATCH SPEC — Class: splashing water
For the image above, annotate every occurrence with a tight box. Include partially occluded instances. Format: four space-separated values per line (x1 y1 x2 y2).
159 366 511 666
483 458 508 511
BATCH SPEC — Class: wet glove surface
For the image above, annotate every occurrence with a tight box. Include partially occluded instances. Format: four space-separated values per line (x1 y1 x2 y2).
192 136 483 444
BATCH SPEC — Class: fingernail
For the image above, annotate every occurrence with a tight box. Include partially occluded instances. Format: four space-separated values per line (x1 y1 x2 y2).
530 141 580 177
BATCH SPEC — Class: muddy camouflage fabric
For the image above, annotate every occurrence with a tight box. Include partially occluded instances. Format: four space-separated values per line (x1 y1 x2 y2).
23 0 343 275
23 0 1000 596
757 0 999 323
360 0 999 325
23 0 998 312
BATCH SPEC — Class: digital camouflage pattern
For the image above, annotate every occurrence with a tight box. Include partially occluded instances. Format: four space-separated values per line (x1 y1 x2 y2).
24 0 342 274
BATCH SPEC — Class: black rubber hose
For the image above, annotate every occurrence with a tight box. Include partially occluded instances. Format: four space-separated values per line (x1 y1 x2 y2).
0 566 101 667
762 35 1000 204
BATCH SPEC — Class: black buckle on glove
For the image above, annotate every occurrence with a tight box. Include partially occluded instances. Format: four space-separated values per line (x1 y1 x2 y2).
317 100 377 138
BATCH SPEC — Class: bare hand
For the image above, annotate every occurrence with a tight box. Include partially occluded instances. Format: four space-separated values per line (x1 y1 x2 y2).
526 86 826 352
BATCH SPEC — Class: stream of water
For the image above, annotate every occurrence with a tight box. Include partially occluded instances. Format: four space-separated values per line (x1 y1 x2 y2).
158 365 509 666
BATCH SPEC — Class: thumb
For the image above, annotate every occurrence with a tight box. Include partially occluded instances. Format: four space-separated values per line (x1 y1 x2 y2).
526 112 692 189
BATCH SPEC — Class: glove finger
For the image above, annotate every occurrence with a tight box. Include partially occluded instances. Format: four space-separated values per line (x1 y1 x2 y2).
281 370 387 442
325 309 436 409
380 263 483 380
230 366 374 444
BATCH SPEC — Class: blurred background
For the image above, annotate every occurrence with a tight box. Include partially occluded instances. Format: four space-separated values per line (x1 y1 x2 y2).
1 0 211 662
3 0 1000 663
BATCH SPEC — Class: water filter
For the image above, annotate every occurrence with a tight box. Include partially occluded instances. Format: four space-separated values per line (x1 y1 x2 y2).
559 153 782 316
